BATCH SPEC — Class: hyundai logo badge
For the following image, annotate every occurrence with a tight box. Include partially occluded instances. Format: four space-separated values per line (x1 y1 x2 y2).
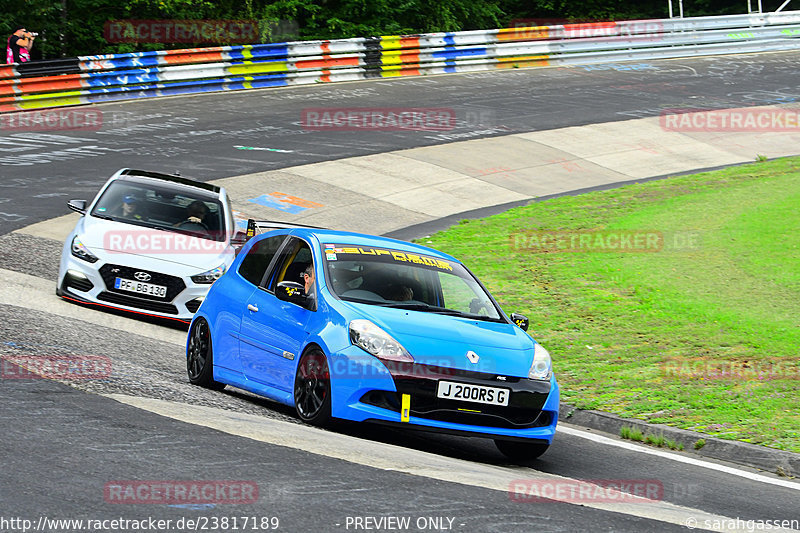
134 271 152 282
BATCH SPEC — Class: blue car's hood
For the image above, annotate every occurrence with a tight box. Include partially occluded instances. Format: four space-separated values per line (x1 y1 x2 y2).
341 301 535 377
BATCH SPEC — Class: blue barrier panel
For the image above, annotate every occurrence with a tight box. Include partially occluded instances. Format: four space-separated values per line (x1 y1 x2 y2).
230 43 290 60
432 47 488 59
85 69 162 87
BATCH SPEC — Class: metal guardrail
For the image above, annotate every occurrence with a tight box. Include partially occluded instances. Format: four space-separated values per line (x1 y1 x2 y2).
3 11 800 113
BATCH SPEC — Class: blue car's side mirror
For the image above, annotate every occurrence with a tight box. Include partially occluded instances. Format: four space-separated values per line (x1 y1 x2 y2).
510 313 529 331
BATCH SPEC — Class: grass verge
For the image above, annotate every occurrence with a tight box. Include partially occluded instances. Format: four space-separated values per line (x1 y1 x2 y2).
423 157 800 452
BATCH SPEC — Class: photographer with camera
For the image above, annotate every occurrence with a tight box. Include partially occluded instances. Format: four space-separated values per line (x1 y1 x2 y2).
6 26 36 64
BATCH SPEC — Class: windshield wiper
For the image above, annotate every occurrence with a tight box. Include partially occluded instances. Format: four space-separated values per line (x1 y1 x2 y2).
92 214 117 221
377 302 463 315
378 302 503 321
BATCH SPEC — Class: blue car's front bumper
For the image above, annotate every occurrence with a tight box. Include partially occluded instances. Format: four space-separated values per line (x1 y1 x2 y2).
327 346 559 443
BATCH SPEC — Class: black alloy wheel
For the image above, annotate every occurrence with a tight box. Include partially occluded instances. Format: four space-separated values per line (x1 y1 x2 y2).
186 318 225 390
294 348 332 426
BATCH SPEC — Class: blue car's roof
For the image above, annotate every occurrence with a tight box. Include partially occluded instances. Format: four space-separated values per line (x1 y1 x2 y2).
271 227 460 263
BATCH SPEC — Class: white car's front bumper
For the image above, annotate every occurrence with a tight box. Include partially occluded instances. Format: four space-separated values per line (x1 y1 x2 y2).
57 252 223 323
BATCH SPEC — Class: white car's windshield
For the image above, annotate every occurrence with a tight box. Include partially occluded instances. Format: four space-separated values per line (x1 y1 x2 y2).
90 179 226 242
323 244 503 322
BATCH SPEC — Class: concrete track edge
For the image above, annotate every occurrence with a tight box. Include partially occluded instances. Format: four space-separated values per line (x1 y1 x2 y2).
558 404 799 477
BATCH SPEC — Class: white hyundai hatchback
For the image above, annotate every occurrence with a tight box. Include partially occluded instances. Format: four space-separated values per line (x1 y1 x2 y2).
57 169 240 324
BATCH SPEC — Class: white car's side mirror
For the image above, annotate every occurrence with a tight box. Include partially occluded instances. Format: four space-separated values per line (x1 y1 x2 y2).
67 199 87 215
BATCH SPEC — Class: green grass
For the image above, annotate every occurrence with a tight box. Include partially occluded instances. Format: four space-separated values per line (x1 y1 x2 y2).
423 157 800 452
619 427 685 450
620 426 644 442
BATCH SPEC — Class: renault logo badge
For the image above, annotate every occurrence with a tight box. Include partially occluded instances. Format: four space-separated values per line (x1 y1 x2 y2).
466 350 479 364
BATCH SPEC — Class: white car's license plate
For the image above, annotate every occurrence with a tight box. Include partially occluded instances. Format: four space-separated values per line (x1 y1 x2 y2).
436 380 510 406
114 277 167 298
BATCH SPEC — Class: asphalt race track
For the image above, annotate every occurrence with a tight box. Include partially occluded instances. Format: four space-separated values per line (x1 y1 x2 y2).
5 50 800 233
2 51 800 532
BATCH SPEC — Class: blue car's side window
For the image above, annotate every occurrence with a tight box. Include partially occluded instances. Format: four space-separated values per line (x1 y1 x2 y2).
265 237 312 291
238 235 286 287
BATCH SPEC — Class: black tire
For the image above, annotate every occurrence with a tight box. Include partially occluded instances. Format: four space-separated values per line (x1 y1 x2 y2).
495 439 550 462
186 318 225 390
294 348 332 426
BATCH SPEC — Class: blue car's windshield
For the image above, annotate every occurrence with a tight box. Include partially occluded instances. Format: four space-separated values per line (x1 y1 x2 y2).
323 244 503 322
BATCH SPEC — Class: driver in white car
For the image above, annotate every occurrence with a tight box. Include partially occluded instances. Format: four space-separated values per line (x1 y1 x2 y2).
174 200 209 231
118 195 143 220
185 200 208 225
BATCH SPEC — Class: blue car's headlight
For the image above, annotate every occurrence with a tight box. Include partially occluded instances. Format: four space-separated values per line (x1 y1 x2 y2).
349 319 413 363
71 236 98 263
191 263 226 284
529 343 552 380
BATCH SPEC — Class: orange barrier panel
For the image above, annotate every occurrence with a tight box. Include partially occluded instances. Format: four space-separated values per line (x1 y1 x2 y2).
16 75 85 94
0 84 18 98
497 27 550 41
295 56 361 70
381 66 421 77
398 37 420 49
162 51 226 65
496 55 550 68
0 65 17 80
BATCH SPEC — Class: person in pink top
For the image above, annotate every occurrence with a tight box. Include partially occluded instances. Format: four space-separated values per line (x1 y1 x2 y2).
7 26 35 64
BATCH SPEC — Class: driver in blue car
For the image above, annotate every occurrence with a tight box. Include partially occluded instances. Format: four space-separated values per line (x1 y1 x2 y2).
302 263 317 310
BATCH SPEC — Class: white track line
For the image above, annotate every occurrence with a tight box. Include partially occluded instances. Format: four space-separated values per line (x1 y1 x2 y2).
558 425 800 491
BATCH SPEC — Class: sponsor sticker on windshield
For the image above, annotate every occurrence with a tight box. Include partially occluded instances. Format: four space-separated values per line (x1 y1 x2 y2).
323 244 453 271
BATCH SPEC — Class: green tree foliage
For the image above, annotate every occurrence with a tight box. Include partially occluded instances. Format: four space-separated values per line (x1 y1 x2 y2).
0 0 759 60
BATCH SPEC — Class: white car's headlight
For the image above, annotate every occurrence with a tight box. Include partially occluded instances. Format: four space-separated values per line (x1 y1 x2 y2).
71 236 98 263
529 342 552 381
191 263 226 284
349 319 413 362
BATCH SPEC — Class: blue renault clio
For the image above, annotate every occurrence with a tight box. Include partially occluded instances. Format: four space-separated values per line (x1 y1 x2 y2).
186 223 559 460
